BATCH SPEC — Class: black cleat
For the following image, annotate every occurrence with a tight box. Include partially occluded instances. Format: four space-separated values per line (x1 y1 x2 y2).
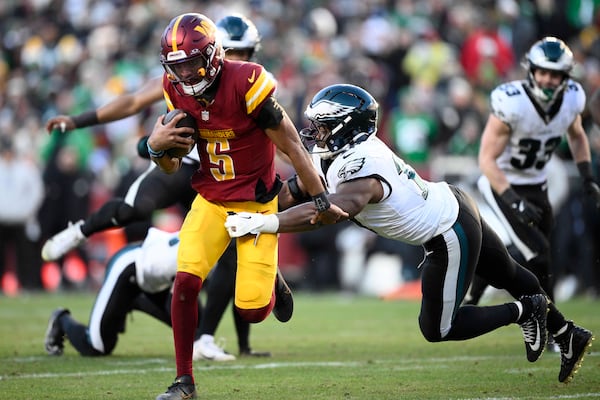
555 322 594 383
518 294 548 362
44 308 70 356
239 347 271 357
156 375 197 400
272 269 293 323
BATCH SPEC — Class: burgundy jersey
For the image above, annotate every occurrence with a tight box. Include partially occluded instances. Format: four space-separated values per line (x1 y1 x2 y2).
163 60 278 202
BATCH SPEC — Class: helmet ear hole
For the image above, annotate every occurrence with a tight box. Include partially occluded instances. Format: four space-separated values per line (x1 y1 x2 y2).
198 68 206 77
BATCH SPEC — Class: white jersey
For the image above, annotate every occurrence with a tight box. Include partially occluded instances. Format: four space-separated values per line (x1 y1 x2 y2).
182 145 200 164
490 79 585 185
314 137 459 245
135 227 179 293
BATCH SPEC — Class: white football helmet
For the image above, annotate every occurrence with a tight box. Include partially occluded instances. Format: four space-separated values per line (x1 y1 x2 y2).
216 14 261 59
522 37 574 105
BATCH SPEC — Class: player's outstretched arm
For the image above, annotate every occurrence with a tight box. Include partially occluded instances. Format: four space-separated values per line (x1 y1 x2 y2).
45 76 164 134
226 178 381 237
265 111 348 224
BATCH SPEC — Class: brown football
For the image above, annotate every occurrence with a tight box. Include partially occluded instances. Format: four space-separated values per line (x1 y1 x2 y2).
162 109 197 158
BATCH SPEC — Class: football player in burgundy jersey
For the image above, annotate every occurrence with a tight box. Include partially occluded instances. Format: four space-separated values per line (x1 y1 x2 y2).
225 83 594 385
147 13 347 400
42 14 278 362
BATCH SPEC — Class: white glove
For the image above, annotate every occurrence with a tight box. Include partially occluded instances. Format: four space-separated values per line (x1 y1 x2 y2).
225 212 279 238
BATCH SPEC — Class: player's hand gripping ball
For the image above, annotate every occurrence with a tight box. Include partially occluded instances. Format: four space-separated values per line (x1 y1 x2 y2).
162 109 197 158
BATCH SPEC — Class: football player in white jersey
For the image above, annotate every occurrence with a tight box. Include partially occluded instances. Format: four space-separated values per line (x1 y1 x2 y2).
224 83 594 384
473 37 600 313
44 228 193 356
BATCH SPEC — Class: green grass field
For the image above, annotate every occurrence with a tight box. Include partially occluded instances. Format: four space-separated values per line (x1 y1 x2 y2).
0 291 598 399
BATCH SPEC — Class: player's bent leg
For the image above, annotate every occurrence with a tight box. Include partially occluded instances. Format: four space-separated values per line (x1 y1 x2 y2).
61 312 105 356
83 199 138 234
234 225 280 323
235 293 274 323
41 198 139 262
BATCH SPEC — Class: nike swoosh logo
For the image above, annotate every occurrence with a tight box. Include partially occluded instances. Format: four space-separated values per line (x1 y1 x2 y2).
529 323 541 352
342 151 355 159
248 70 256 83
564 334 574 359
240 216 252 219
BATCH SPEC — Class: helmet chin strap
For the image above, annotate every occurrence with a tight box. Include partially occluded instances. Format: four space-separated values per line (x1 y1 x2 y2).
527 71 567 112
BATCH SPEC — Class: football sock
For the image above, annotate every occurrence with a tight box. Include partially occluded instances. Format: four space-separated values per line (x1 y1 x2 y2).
172 272 202 378
61 313 100 356
515 296 533 324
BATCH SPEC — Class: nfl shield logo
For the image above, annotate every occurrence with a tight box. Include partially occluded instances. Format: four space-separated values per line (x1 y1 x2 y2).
201 110 209 121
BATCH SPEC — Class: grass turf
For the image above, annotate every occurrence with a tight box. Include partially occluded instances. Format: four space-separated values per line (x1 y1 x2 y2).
0 291 598 399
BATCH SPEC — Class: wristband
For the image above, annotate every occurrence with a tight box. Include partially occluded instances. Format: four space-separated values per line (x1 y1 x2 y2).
147 141 165 158
287 175 311 202
261 214 280 233
72 110 99 128
137 136 151 159
577 161 594 182
312 192 331 213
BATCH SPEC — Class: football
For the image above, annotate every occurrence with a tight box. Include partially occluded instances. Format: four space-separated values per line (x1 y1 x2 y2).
162 109 197 158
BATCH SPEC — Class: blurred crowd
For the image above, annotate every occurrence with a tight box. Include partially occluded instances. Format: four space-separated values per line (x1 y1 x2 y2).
1 0 600 297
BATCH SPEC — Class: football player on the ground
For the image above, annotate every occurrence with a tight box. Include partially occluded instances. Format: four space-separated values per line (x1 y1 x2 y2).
44 228 193 356
225 83 594 385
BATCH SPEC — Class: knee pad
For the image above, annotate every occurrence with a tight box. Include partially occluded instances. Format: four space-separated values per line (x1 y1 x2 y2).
236 280 263 307
234 281 275 323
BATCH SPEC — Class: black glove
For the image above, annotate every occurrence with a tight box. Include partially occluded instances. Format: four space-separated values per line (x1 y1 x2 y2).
500 187 542 226
583 179 600 209
577 161 600 209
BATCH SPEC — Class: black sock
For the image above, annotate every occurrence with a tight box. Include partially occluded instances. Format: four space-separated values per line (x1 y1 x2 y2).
515 296 533 324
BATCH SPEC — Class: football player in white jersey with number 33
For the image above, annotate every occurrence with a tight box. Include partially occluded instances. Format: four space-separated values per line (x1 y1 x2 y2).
472 38 600 332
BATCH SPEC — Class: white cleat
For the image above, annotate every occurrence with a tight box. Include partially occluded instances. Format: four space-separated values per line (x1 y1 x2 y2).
41 220 86 261
193 335 236 361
